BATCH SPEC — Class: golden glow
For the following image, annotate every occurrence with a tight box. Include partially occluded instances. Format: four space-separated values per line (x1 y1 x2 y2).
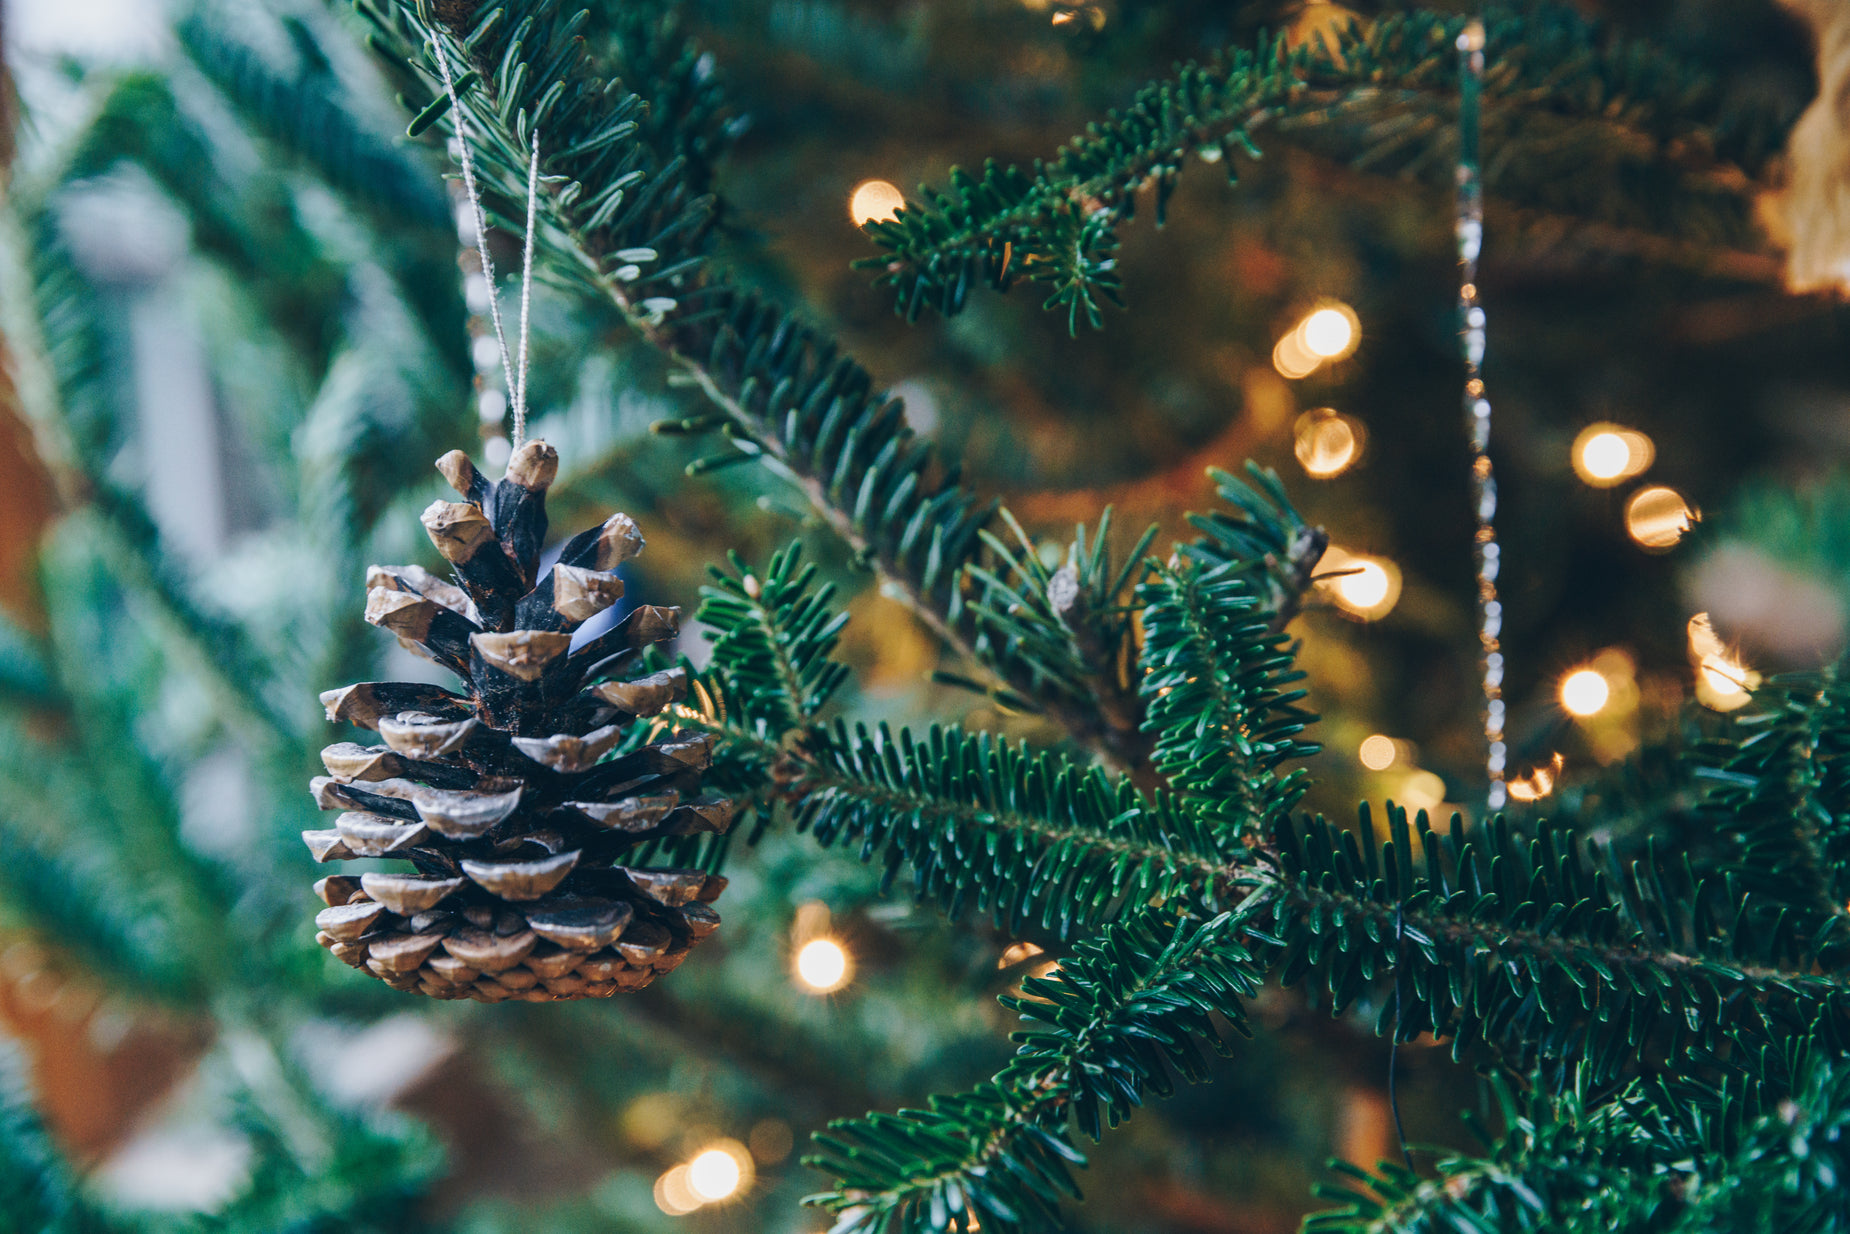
654 1166 702 1216
1559 668 1612 718
1358 734 1398 771
849 180 905 226
1571 423 1654 487
1400 769 1447 811
1273 303 1360 378
795 938 851 992
1272 329 1320 380
688 1146 748 1202
1626 486 1697 550
1689 613 1758 712
998 941 1046 968
1316 546 1401 620
1507 754 1565 803
1294 408 1364 478
1300 306 1359 359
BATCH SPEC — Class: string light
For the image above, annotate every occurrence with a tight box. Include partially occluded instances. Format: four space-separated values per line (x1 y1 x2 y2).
997 941 1045 968
1300 305 1360 359
1689 613 1757 712
795 937 851 992
654 1166 701 1216
1570 423 1654 487
1399 769 1447 811
1316 546 1401 620
688 1146 747 1202
849 179 905 225
1626 487 1698 550
1294 408 1364 478
1454 19 1505 810
1559 667 1612 718
1507 753 1564 802
1358 734 1398 771
1272 302 1362 379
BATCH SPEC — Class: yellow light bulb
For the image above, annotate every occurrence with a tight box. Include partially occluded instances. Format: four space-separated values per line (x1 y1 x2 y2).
849 180 905 226
1294 409 1364 479
1299 306 1358 359
1559 668 1611 718
795 938 851 992
1626 486 1697 550
1315 546 1400 620
1572 423 1655 487
1358 734 1397 771
687 1148 744 1203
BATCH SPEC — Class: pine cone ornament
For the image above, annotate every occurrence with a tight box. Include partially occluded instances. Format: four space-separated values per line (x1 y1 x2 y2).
306 441 732 1001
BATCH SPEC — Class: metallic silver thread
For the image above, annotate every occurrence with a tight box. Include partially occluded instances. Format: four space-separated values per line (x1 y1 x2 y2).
1456 19 1507 811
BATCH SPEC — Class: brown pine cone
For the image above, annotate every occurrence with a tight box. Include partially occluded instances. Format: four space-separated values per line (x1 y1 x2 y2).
305 441 732 1001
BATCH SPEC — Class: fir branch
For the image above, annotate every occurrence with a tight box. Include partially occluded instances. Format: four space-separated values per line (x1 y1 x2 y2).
698 541 851 737
361 0 1167 768
1253 806 1850 1081
1137 554 1318 839
856 5 1787 330
806 910 1260 1234
1696 665 1850 967
785 721 1229 936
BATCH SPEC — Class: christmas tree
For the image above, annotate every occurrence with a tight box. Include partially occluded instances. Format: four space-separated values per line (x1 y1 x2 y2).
2 0 1850 1231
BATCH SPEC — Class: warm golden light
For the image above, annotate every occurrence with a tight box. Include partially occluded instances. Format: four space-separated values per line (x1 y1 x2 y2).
795 938 851 992
1400 769 1447 811
997 941 1045 968
1559 668 1611 718
1689 613 1757 712
1626 486 1697 550
849 179 905 226
654 1166 701 1216
1358 734 1397 771
1570 423 1654 487
1272 329 1320 380
1299 306 1359 359
1294 408 1364 478
688 1147 746 1202
1316 546 1400 620
1507 754 1564 803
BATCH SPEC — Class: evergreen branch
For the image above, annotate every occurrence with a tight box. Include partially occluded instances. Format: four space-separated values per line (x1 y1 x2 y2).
1307 1054 1850 1233
590 0 743 198
1253 806 1850 1081
1137 554 1318 839
1184 464 1328 634
857 5 1787 330
361 0 1159 769
1696 665 1850 968
806 909 1260 1234
698 541 851 737
787 721 1229 937
176 4 452 228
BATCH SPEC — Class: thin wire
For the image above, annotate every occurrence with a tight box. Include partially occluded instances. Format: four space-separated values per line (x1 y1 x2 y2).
431 36 517 439
513 128 541 449
1456 18 1507 813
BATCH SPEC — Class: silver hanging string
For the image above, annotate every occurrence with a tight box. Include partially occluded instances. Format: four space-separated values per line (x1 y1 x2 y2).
514 129 541 449
1456 18 1506 811
431 35 540 452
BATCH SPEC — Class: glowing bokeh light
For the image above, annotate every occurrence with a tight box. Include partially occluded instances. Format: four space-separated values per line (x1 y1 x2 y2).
1559 668 1611 718
795 938 851 992
1571 423 1655 488
1316 546 1401 620
1294 408 1363 478
1358 734 1397 771
1299 306 1358 359
1626 486 1697 550
688 1148 745 1202
849 180 905 226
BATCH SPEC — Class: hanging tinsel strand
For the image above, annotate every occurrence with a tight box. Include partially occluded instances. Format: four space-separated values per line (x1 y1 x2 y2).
1456 19 1507 811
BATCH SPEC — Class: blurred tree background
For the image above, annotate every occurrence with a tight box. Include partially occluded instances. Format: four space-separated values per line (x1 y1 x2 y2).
0 0 1844 1231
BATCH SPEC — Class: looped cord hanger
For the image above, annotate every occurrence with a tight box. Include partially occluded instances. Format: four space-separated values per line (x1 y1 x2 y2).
431 35 542 453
